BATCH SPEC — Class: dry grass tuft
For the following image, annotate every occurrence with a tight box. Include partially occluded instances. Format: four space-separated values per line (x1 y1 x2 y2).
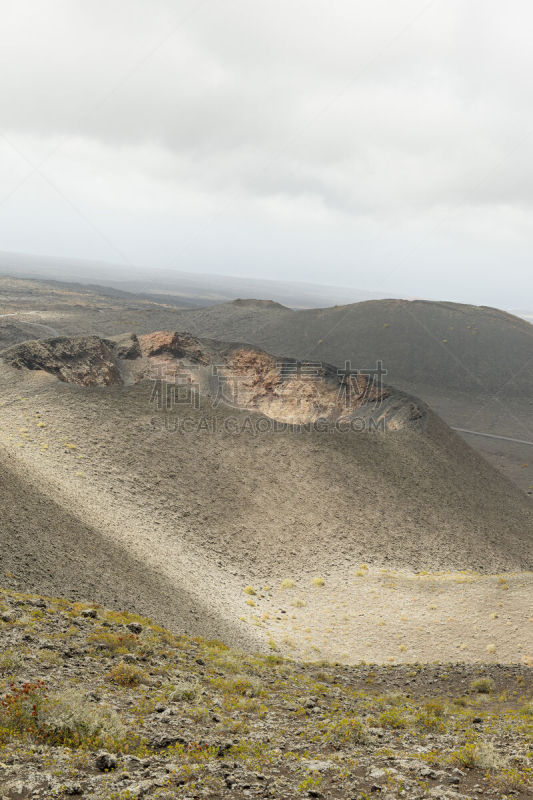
280 579 295 589
469 677 495 694
106 661 148 687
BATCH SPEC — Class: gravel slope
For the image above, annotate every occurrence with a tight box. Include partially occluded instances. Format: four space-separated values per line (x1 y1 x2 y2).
0 342 532 663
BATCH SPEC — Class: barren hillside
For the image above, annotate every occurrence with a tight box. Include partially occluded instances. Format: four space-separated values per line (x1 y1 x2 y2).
5 278 531 472
131 298 533 400
0 333 532 664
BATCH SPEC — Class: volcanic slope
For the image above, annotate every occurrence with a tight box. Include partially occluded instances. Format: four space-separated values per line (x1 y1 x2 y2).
0 332 532 663
141 299 533 398
124 297 533 492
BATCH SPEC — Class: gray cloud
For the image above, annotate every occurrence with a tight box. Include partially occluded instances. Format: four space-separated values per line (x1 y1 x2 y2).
0 0 532 306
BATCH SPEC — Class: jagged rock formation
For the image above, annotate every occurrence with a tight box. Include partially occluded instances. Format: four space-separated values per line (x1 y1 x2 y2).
2 332 426 431
3 336 122 387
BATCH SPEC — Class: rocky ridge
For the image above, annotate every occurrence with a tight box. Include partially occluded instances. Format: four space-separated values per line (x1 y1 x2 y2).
2 332 427 430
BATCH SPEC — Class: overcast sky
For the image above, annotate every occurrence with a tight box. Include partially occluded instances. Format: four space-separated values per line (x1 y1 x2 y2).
0 1 532 307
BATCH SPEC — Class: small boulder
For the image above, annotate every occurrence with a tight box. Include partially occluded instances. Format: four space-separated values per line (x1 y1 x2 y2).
301 759 332 773
95 750 117 771
126 622 143 634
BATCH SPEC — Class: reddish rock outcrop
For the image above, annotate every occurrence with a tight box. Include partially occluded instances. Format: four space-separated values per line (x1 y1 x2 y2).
139 332 210 364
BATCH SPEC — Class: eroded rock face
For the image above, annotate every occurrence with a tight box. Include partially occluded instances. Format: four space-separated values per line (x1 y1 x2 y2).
2 331 426 430
112 333 141 360
218 347 388 424
134 334 393 424
2 336 122 387
139 331 210 363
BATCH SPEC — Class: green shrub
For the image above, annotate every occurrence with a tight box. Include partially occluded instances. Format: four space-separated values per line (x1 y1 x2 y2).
210 675 263 697
0 649 24 675
452 739 500 770
379 707 409 729
520 701 533 717
318 712 367 744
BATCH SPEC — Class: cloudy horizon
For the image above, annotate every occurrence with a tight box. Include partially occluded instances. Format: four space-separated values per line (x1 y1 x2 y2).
1 1 532 308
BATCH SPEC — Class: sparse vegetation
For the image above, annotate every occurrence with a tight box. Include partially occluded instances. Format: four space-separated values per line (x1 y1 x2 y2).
378 707 409 729
106 661 149 687
167 679 199 702
0 589 531 798
451 738 500 770
469 677 495 694
280 578 295 589
40 688 126 743
87 629 139 655
291 598 306 608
